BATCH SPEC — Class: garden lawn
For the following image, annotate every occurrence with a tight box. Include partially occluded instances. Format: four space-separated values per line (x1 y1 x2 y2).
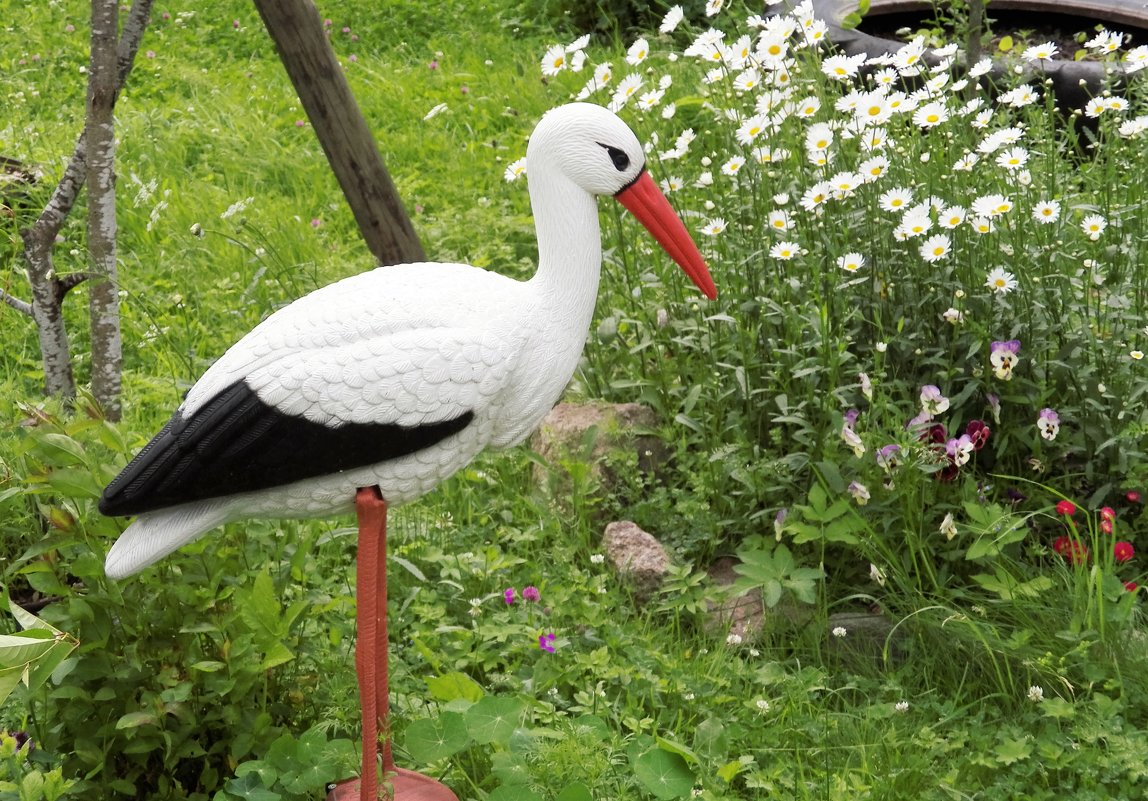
2 1 1148 800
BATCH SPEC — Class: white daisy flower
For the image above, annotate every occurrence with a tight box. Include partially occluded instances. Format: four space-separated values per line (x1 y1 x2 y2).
912 100 949 128
952 152 979 171
626 37 650 66
920 233 951 263
659 5 684 33
971 193 1012 219
968 57 994 77
503 157 527 182
721 156 746 176
638 89 665 110
837 252 865 272
1119 115 1148 137
701 217 727 236
995 146 1029 171
879 187 913 212
1085 29 1123 52
769 240 801 259
858 155 889 182
541 44 566 76
1021 41 1058 61
1084 97 1107 118
799 181 831 211
735 114 769 145
1032 200 1060 224
986 266 1017 294
1081 213 1107 240
938 205 966 229
1125 44 1148 72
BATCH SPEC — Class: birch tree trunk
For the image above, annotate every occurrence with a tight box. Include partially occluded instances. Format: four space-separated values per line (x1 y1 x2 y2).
11 0 151 405
87 0 122 420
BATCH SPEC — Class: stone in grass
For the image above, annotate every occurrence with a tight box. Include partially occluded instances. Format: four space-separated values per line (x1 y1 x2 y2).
602 520 672 601
704 557 816 643
530 401 670 500
825 610 906 667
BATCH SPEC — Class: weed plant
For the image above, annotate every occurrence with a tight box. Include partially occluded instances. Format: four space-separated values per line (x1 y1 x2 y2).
1 0 1148 799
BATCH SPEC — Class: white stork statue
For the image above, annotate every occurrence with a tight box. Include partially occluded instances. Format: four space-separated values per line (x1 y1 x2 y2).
99 102 716 799
100 102 716 577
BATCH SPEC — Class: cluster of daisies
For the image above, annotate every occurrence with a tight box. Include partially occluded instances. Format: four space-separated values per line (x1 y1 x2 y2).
518 0 1148 303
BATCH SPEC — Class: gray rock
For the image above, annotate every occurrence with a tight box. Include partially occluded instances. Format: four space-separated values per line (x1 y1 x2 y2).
531 401 670 499
602 521 672 600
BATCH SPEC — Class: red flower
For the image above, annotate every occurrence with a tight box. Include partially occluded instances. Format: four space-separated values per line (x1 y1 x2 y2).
1054 535 1088 564
1127 491 1142 503
1125 581 1139 592
965 419 991 451
1100 520 1113 535
1063 542 1089 565
1056 500 1077 516
1113 541 1135 562
921 423 947 444
1100 506 1116 522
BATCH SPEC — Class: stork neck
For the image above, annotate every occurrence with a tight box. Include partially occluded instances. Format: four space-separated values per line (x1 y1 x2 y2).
528 174 603 323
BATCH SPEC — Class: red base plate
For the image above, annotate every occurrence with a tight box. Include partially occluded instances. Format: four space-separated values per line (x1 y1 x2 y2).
326 769 460 801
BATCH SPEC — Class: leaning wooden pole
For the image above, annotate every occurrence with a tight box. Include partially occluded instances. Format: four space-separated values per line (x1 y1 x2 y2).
251 0 425 266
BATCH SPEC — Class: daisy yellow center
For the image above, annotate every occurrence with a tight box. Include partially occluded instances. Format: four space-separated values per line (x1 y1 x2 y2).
927 114 939 123
768 44 781 55
867 106 882 117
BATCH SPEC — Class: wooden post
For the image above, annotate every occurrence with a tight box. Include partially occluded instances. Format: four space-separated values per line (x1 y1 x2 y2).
251 0 426 267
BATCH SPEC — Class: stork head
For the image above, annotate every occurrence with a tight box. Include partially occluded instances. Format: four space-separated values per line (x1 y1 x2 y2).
527 103 717 299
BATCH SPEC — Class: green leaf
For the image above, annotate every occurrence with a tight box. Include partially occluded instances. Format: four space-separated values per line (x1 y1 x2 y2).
557 782 592 801
115 711 158 730
0 631 58 670
994 737 1031 765
44 468 101 498
0 666 25 707
33 433 88 466
425 671 484 703
489 786 543 801
1042 697 1075 719
692 717 727 758
633 748 695 800
465 695 524 745
403 712 470 763
190 660 227 672
490 752 531 786
654 736 699 765
392 556 426 582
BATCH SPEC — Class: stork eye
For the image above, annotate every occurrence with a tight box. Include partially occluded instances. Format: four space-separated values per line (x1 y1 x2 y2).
598 143 631 172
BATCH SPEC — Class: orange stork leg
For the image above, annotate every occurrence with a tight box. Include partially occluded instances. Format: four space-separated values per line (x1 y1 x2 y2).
326 487 458 801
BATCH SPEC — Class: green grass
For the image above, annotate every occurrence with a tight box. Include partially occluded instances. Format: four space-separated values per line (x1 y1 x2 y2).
2 1 1148 799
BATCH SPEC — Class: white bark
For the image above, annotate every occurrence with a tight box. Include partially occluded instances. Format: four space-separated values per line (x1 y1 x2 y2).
87 0 122 420
17 0 152 404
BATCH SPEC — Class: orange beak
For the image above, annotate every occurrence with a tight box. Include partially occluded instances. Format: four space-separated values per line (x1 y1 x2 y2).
615 171 717 300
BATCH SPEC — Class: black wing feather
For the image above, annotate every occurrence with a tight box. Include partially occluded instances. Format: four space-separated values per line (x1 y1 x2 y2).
100 380 474 517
